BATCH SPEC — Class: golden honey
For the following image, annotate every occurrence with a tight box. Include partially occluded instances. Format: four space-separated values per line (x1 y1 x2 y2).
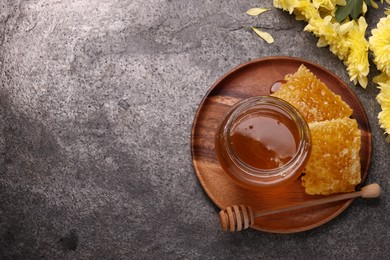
215 96 311 189
229 107 299 170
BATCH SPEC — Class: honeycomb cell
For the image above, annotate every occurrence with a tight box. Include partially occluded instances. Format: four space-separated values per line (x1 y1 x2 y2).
302 118 361 195
272 65 353 123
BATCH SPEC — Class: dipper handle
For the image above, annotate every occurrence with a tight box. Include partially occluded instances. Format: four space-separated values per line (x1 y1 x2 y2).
219 183 381 232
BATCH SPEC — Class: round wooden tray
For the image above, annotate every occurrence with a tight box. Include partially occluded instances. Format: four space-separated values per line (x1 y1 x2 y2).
191 56 372 233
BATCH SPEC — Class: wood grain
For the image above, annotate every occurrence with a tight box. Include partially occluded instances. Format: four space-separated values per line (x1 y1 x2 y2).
191 56 372 233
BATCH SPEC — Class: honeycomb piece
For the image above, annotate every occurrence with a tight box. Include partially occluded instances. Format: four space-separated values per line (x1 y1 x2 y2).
302 118 361 195
272 65 353 123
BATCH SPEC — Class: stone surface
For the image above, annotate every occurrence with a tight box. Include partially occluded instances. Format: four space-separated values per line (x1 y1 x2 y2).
0 0 389 259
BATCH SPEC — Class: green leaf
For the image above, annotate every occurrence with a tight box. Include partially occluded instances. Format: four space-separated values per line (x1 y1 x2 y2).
335 0 363 22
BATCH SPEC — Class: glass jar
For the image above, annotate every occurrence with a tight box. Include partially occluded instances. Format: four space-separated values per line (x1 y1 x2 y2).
215 96 311 189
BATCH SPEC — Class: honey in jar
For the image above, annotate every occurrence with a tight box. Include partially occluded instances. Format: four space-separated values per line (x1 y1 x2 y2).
215 96 311 189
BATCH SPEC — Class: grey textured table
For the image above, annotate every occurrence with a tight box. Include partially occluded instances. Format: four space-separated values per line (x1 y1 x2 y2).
0 1 389 259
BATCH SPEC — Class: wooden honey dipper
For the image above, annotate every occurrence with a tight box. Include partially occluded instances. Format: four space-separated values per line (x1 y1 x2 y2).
219 183 381 232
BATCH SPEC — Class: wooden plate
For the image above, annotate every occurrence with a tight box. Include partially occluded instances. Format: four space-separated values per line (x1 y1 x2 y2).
191 56 372 233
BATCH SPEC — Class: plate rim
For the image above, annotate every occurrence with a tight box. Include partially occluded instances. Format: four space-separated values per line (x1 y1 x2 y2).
191 56 372 233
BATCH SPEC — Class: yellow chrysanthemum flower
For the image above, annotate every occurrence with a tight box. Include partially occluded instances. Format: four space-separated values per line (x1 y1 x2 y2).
377 79 390 141
303 15 368 86
273 0 299 14
369 16 390 77
294 0 322 20
370 14 390 141
345 17 369 88
307 16 353 60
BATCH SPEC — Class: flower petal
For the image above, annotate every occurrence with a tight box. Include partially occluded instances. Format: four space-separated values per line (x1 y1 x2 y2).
246 8 270 16
336 0 347 5
362 2 367 14
252 27 274 43
370 0 379 9
339 21 354 35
